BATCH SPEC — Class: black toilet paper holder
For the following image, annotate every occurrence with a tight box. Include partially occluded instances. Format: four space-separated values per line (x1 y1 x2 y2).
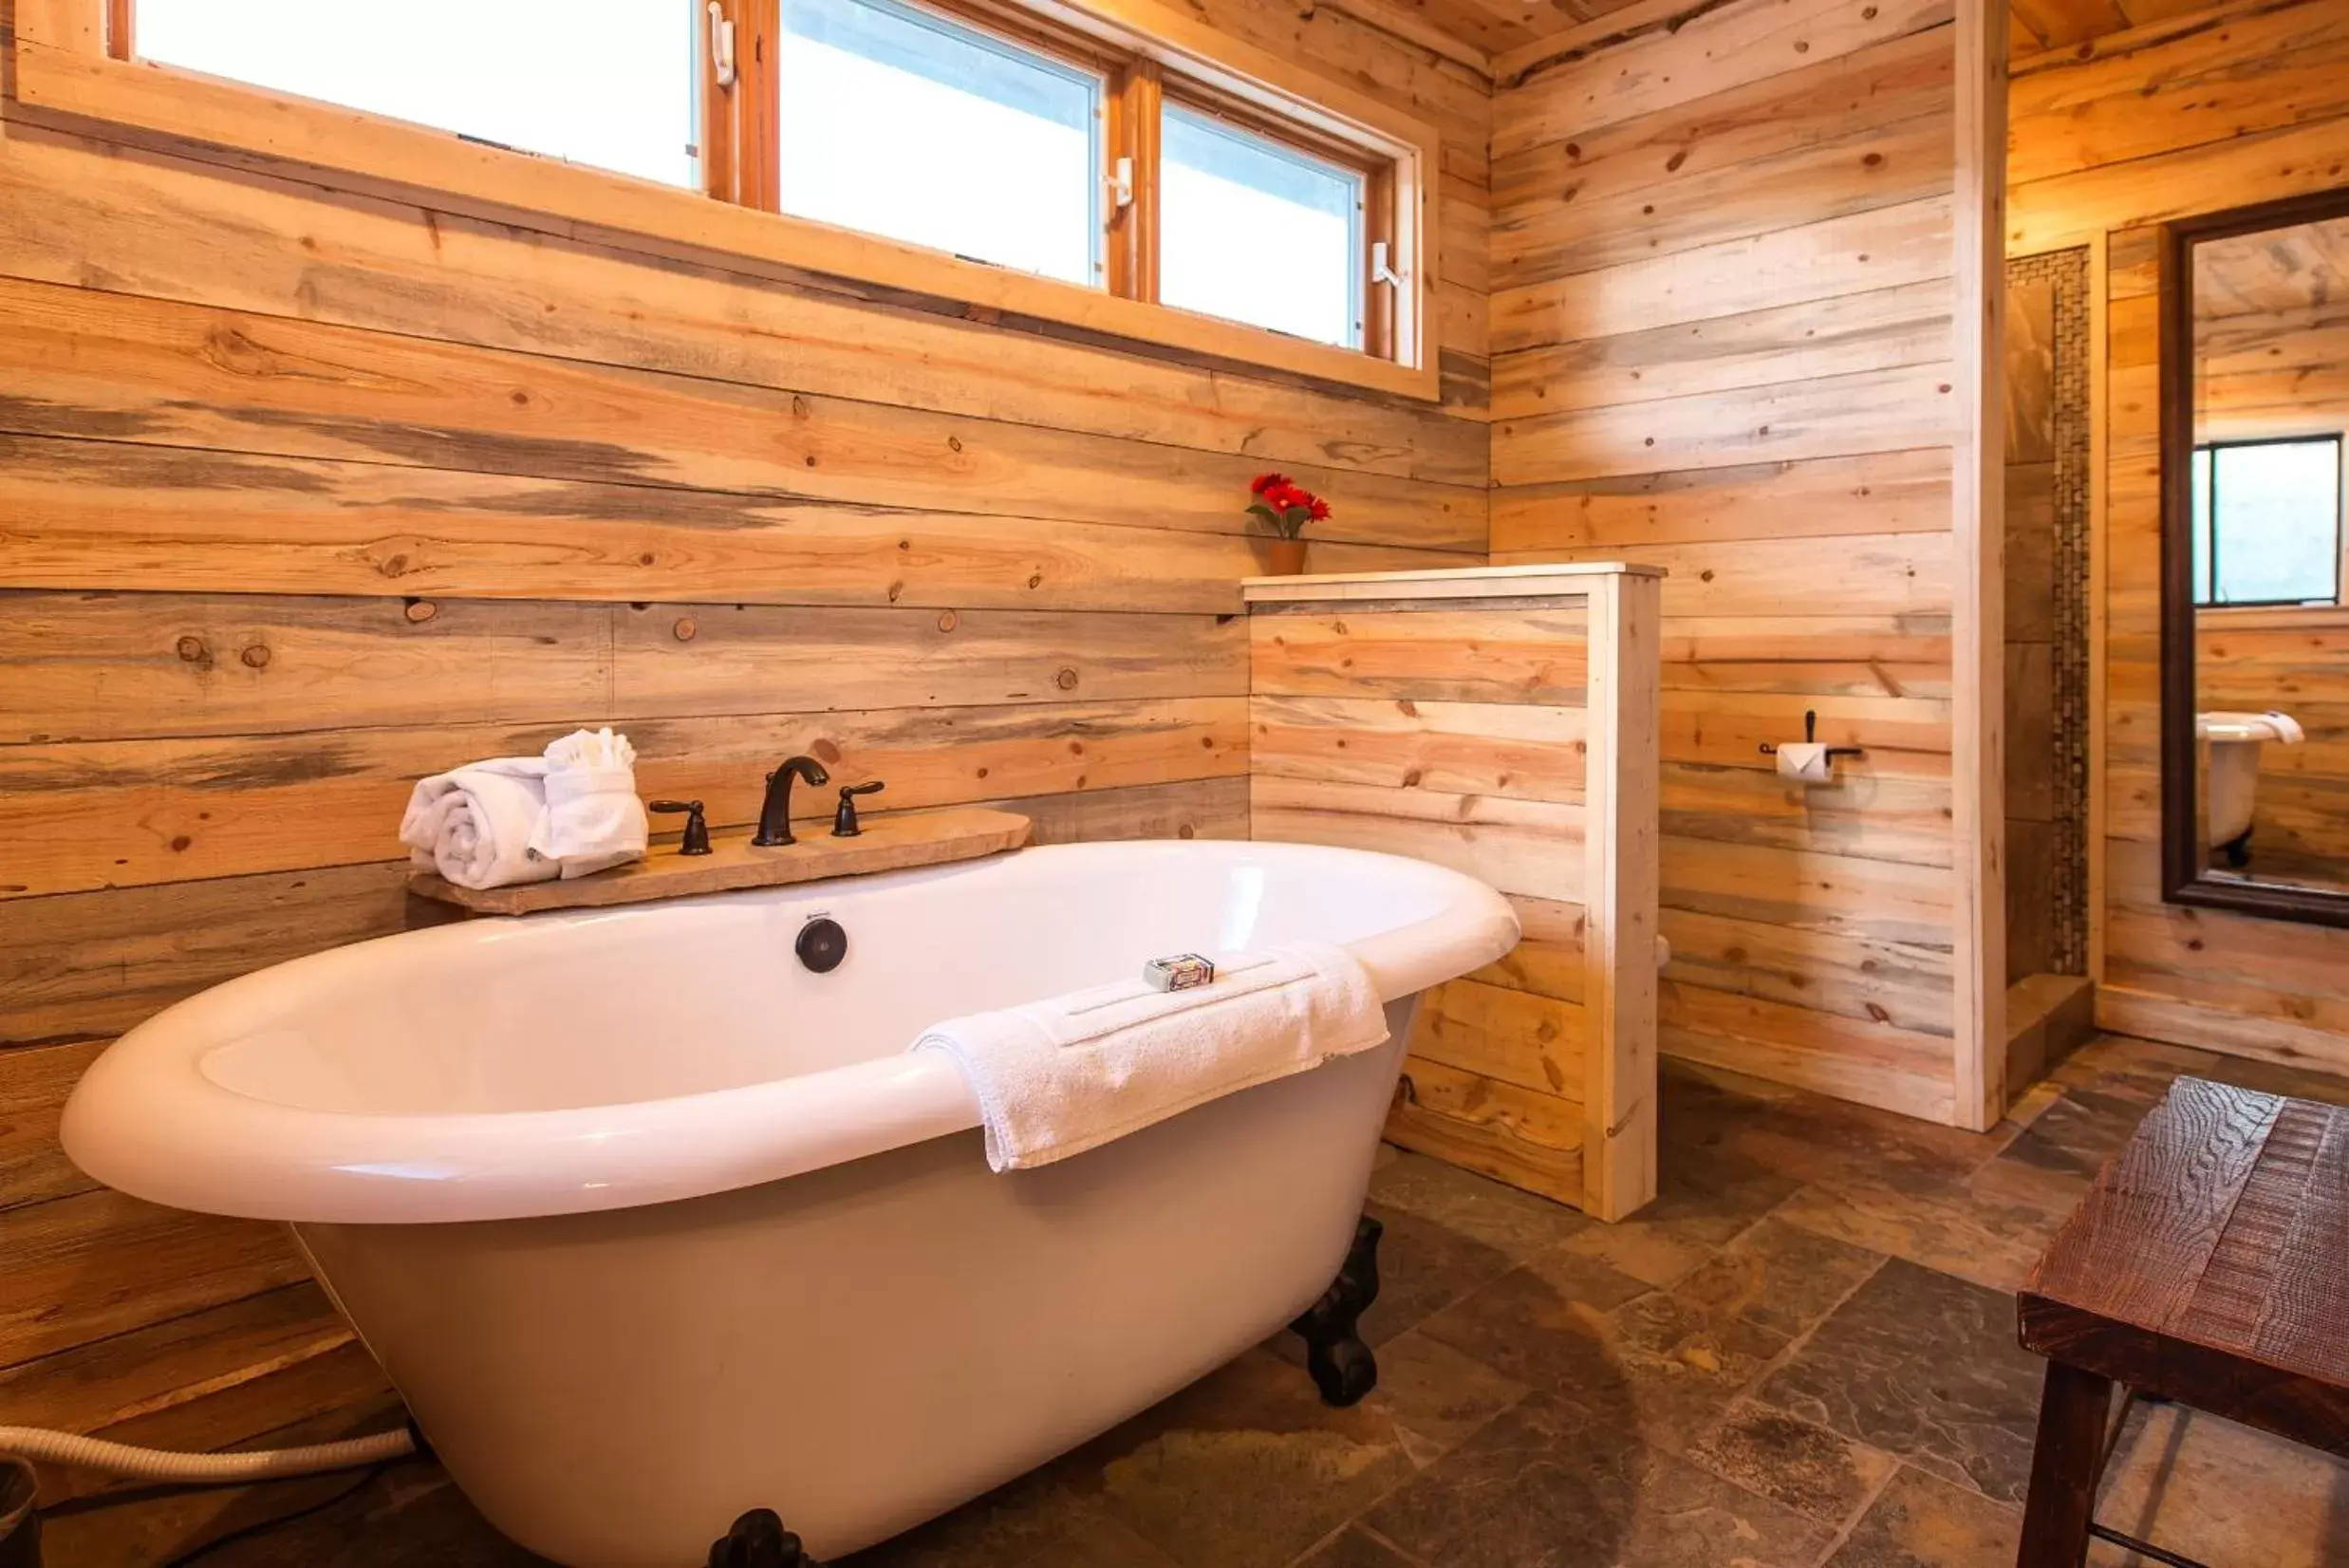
1759 710 1865 760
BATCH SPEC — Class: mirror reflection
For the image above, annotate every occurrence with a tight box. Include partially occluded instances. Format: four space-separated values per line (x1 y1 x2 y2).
2189 211 2349 894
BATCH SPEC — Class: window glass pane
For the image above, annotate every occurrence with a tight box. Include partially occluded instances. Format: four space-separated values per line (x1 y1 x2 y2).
2207 439 2342 605
1160 103 1363 348
135 0 699 188
776 0 1101 286
2191 445 2213 606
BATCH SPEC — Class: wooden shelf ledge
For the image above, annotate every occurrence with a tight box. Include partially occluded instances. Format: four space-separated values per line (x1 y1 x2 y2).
1241 562 1668 605
408 807 1033 916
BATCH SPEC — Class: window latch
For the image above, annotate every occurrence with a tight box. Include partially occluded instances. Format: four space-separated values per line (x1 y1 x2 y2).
1109 156 1134 210
1370 240 1405 289
708 1 738 89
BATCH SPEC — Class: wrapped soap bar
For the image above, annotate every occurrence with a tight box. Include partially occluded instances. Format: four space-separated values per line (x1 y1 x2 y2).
1143 954 1216 992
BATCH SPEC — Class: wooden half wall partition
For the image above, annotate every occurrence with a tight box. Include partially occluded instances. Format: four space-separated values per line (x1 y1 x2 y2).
1244 564 1662 1221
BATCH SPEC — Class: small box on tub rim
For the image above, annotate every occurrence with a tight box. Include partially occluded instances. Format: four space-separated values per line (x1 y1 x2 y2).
1143 954 1215 992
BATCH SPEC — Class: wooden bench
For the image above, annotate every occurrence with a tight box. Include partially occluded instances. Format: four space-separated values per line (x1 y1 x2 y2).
2016 1075 2349 1566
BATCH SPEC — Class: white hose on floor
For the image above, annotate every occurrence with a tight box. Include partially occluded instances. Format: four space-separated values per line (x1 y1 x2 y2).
0 1425 415 1483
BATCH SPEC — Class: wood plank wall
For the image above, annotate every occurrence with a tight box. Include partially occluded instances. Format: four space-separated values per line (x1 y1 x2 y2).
1245 568 1662 1220
1485 0 1973 1124
2008 0 2349 1070
0 0 1491 1525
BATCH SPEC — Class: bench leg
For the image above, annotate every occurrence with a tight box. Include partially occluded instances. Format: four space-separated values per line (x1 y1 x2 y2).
2017 1360 2114 1568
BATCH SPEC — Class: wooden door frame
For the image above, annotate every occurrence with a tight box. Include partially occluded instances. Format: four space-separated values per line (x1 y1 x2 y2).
1952 0 2010 1129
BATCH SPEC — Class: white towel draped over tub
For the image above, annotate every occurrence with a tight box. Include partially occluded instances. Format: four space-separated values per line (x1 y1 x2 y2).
909 941 1389 1171
399 728 649 891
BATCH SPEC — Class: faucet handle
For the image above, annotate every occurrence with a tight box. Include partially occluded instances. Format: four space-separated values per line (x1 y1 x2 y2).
648 799 712 856
831 781 885 839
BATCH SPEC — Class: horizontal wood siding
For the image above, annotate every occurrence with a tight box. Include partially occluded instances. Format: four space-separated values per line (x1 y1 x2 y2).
1487 0 1965 1122
0 0 1491 1504
2013 0 2349 1074
1247 572 1661 1218
1249 600 1594 1204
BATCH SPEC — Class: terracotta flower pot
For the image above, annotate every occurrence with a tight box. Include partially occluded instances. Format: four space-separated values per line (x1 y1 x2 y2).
1265 537 1309 575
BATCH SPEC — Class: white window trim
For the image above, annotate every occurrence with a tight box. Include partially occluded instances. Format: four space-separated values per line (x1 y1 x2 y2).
7 0 1442 401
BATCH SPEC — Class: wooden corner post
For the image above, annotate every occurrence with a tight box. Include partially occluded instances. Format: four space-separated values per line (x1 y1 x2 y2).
1581 569 1661 1221
1951 0 2009 1129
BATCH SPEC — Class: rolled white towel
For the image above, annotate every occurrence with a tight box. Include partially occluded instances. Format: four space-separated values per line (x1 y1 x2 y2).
399 757 558 891
531 727 648 879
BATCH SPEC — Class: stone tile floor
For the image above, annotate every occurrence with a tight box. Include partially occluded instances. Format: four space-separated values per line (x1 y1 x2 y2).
186 1036 2349 1566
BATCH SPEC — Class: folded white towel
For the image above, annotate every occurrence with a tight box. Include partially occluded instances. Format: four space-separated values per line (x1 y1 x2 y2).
910 941 1389 1172
531 728 648 880
399 756 559 891
400 728 649 890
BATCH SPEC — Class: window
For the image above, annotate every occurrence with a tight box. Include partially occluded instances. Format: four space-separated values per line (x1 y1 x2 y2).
1161 103 1365 347
774 0 1103 285
56 0 1431 394
2191 437 2346 607
133 0 701 189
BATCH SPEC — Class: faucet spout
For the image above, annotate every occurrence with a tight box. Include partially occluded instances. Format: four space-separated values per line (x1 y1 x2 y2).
752 756 831 847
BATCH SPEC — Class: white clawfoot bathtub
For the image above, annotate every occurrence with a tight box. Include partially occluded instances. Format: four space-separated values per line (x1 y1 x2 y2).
63 840 1517 1566
2197 709 2304 854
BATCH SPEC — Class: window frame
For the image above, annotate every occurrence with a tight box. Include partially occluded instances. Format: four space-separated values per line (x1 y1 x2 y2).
2190 433 2348 610
22 0 1438 400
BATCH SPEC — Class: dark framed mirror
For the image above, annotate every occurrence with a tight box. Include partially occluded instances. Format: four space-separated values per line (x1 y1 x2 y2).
2162 185 2349 926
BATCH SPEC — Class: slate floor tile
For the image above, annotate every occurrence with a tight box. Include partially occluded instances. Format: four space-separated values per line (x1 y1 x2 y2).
1265 1200 1521 1373
1413 1251 1649 1403
1367 1149 1593 1260
1825 1465 2021 1567
1684 1401 1899 1526
1758 1259 2044 1505
2077 1036 2349 1110
1552 1160 1802 1287
1292 1526 1425 1568
2089 1400 2349 1568
1054 1347 1417 1568
1658 1063 2005 1200
1769 1168 2071 1293
843 1465 1087 1568
1669 1215 1887 1340
1358 1328 1530 1468
1017 1508 1186 1568
1961 1144 2096 1223
1607 1284 1794 1446
1354 1200 1521 1348
2001 1088 2151 1175
1363 1391 1835 1568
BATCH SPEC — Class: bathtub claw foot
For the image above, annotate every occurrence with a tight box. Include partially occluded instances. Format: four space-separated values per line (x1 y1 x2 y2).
1291 1214 1383 1407
708 1508 822 1568
2221 827 2254 869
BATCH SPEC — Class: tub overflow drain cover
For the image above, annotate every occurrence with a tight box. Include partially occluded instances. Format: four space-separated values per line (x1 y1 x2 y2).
795 916 848 974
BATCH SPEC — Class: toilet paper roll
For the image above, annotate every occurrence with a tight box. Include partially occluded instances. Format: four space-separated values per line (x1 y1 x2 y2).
1775 742 1834 783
